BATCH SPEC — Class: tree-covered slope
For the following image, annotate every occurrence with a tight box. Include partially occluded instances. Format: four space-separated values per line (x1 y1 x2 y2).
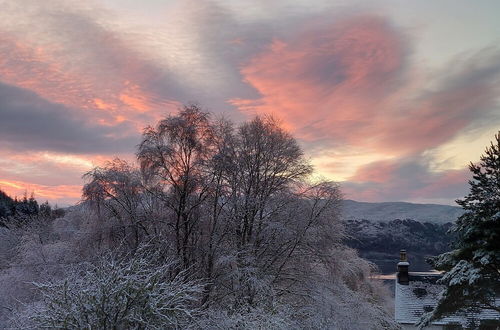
345 219 454 273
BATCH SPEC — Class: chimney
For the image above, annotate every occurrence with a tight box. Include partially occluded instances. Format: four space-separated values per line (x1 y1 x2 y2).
397 249 409 285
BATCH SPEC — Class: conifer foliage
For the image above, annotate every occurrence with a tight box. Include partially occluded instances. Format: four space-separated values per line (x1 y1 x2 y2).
425 132 500 323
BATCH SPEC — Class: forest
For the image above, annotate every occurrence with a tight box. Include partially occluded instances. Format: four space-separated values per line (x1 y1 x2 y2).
0 105 398 329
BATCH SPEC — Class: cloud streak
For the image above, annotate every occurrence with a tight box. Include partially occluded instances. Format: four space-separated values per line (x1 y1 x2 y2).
343 157 471 204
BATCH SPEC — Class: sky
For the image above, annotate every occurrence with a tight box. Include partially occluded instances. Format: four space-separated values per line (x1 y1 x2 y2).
0 0 499 206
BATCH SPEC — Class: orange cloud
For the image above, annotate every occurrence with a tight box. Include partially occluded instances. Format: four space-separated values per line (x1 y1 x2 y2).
0 151 121 205
0 179 81 205
94 98 117 111
0 30 178 129
0 22 181 206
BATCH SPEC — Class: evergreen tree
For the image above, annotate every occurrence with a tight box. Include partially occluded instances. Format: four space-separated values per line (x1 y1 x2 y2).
423 132 500 324
39 201 52 217
0 189 15 219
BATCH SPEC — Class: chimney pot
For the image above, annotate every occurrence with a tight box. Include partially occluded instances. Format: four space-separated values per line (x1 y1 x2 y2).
400 249 407 262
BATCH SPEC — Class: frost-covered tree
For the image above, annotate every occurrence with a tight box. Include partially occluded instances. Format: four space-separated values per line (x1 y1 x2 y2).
137 104 215 269
421 131 500 325
83 158 149 248
16 105 398 329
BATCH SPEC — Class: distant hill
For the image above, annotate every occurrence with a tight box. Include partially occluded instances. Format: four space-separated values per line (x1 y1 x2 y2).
342 200 463 273
345 219 454 274
342 200 464 224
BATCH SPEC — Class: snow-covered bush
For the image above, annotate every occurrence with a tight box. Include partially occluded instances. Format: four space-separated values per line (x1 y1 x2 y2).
196 305 296 330
0 227 20 269
15 243 204 329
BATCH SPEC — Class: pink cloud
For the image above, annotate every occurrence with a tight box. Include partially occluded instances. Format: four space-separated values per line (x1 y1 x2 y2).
349 160 399 184
231 16 406 143
233 15 500 157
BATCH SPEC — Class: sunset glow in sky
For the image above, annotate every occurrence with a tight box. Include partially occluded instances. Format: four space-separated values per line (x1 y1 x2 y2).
1 0 499 205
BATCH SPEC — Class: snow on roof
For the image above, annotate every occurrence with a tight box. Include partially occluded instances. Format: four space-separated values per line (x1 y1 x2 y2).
395 272 500 326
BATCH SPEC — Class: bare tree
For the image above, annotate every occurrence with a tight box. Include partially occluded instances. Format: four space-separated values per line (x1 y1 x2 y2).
228 116 313 248
83 158 148 248
137 105 216 269
213 116 313 306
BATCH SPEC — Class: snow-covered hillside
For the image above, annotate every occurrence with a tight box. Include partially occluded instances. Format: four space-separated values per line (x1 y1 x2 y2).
345 219 454 273
342 200 464 224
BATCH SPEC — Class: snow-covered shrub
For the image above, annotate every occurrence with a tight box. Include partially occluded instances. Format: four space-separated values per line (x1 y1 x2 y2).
196 305 296 330
281 246 399 330
0 227 20 269
15 243 204 329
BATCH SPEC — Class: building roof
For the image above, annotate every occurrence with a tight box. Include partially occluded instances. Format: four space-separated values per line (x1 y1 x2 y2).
395 272 500 326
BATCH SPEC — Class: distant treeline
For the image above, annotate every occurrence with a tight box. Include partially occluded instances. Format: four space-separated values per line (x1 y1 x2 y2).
0 190 64 227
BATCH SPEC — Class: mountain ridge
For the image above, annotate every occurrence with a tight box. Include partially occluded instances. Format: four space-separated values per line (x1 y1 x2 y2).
342 199 464 224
